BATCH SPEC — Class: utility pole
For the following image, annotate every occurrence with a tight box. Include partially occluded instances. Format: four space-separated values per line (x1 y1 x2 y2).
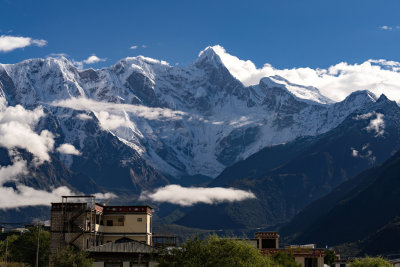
5 236 8 267
35 222 41 267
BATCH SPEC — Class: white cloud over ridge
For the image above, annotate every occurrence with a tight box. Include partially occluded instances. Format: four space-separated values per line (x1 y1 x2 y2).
0 101 54 163
0 100 116 209
0 35 47 53
72 54 106 70
84 55 106 64
51 97 185 124
0 158 28 185
57 144 81 156
355 112 385 137
210 45 400 102
139 184 256 206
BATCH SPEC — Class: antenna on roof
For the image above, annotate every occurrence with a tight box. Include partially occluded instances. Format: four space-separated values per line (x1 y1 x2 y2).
103 197 113 206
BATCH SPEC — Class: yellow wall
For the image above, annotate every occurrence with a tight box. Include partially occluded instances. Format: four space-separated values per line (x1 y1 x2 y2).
102 214 150 233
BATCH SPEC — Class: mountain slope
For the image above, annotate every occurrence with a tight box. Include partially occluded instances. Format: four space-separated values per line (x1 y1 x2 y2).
281 149 400 256
175 95 400 229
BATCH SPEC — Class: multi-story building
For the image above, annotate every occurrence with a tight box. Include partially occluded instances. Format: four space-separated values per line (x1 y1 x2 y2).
50 196 153 260
255 232 325 267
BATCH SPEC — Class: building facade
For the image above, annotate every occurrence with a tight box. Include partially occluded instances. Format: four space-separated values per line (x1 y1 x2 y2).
256 232 325 267
50 197 153 266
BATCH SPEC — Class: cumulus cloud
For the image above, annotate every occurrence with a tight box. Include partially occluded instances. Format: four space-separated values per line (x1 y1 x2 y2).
139 184 256 206
0 100 115 209
130 45 138 50
72 54 106 69
355 112 385 137
0 101 54 163
208 45 400 102
51 97 185 122
95 111 132 130
0 35 47 53
56 144 81 156
83 55 106 64
0 158 28 185
366 113 385 136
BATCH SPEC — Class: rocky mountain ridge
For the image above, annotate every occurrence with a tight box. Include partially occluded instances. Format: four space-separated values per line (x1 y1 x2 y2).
0 46 389 187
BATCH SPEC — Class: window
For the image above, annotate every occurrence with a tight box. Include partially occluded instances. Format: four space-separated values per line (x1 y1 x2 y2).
305 258 318 267
137 217 143 222
106 220 113 226
117 216 124 226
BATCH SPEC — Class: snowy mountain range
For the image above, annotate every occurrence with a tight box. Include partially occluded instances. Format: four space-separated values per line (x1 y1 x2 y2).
0 45 389 186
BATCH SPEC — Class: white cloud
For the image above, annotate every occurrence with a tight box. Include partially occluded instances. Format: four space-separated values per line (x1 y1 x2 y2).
94 192 117 199
207 45 400 102
76 113 92 120
366 113 385 137
0 35 47 53
351 148 359 157
51 97 185 122
130 45 138 50
355 112 385 137
139 184 256 206
0 158 28 185
56 144 81 156
0 185 117 209
47 53 68 58
31 39 47 47
0 100 115 209
350 143 376 164
380 25 393 31
0 101 54 163
72 54 107 69
95 111 132 130
142 45 147 48
83 54 106 64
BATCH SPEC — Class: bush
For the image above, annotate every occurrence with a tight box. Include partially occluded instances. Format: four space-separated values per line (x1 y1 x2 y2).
158 235 300 267
324 249 337 265
52 245 94 267
349 256 391 267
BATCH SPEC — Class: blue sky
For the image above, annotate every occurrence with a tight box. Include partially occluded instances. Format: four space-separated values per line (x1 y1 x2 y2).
1 0 400 69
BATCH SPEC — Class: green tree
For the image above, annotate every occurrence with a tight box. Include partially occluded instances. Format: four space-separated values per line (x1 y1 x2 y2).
52 245 94 267
349 256 391 267
158 235 300 267
5 227 50 266
270 251 301 267
158 235 274 267
324 249 337 265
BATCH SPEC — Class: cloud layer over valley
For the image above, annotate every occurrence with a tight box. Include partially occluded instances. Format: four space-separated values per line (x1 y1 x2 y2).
139 184 256 206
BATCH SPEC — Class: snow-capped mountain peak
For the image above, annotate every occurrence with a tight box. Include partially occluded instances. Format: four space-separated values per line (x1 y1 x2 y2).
0 47 390 180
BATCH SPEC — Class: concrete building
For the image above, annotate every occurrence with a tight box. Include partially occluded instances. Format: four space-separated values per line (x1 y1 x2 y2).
50 196 154 266
256 232 325 267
